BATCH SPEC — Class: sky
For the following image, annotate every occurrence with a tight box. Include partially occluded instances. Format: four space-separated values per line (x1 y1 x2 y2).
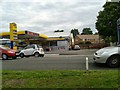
0 0 106 36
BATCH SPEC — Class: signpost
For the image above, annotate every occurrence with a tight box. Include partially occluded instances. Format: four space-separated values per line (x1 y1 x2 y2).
117 18 120 45
10 22 17 49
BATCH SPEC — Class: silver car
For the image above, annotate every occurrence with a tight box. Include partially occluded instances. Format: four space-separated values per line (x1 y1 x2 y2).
94 46 120 68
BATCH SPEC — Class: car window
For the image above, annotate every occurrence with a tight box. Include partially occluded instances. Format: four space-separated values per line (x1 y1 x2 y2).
25 45 35 49
24 46 31 49
31 45 35 49
1 46 11 50
37 45 42 48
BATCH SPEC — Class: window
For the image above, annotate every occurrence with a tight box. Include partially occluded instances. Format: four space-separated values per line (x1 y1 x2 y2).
50 41 57 46
31 45 35 49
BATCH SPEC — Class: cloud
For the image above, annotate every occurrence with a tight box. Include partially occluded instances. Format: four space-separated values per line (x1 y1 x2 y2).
1 0 106 36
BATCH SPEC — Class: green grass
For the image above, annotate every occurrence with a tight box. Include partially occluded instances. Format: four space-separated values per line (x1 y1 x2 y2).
2 70 119 88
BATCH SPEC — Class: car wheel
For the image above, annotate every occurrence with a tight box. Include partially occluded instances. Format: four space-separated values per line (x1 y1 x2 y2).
34 52 40 57
42 55 44 57
2 54 8 60
20 53 24 58
40 54 44 57
106 55 120 68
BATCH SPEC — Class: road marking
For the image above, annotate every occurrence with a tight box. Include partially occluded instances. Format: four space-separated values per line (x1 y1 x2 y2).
76 55 93 56
45 54 59 56
44 54 93 57
59 55 93 56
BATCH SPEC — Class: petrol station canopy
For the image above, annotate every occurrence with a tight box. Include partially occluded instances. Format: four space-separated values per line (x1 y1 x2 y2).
0 30 48 40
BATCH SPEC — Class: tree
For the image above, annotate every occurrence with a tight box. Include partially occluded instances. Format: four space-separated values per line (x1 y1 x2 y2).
70 29 79 38
81 28 93 35
96 2 120 43
94 32 99 35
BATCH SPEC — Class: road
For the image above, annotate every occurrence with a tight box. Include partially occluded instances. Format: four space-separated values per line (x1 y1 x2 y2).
2 49 118 70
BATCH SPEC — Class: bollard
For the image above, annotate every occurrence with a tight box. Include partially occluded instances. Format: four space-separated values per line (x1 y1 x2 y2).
86 57 89 70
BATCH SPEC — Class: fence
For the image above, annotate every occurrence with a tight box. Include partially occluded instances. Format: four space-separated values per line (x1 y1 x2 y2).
79 43 109 49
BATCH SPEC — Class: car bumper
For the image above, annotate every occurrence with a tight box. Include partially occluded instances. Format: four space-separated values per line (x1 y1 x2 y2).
93 54 107 63
39 52 45 55
8 53 16 57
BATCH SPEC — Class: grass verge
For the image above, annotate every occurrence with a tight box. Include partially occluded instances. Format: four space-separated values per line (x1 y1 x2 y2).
2 70 119 88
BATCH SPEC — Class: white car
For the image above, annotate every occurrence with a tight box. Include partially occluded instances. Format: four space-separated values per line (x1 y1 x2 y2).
94 46 120 68
74 45 80 50
18 44 44 58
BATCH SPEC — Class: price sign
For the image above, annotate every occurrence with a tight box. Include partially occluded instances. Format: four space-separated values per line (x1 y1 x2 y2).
10 23 17 41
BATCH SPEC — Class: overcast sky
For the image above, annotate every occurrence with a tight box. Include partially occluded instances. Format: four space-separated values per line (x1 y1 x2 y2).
1 0 106 36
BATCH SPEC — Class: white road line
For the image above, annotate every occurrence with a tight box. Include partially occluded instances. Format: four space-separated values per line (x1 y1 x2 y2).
76 55 93 56
45 54 59 56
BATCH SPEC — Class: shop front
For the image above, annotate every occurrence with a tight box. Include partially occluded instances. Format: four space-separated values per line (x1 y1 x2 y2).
0 30 48 50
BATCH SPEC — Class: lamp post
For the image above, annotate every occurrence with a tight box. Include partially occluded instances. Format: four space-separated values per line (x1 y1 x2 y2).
117 18 120 45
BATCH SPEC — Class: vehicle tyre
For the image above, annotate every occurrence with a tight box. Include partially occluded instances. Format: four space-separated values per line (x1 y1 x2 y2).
42 55 44 57
2 54 8 60
40 54 44 57
106 55 120 68
34 52 40 57
20 53 24 58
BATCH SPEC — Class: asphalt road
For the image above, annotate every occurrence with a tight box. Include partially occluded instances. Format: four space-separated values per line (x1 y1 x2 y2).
2 49 118 70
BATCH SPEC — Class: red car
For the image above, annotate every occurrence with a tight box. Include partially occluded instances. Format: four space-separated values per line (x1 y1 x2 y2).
0 45 16 60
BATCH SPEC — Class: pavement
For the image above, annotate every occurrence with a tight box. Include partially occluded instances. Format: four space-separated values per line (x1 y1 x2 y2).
45 49 98 55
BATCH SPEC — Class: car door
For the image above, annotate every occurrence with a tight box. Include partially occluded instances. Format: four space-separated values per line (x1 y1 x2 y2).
24 45 35 55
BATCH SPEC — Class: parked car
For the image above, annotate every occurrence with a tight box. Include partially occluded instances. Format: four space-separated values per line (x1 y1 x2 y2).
73 45 80 50
0 45 16 60
94 46 120 68
18 44 45 58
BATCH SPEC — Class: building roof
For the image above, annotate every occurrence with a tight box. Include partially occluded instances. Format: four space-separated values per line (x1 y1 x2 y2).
76 35 99 40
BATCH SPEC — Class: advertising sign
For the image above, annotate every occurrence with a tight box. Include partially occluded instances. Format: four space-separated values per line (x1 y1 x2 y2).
10 22 17 49
10 23 17 41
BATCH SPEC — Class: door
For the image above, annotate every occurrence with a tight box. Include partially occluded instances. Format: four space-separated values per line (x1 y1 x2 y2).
24 45 35 55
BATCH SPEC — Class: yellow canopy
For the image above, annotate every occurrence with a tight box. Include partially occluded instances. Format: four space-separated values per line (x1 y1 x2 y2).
0 31 48 39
